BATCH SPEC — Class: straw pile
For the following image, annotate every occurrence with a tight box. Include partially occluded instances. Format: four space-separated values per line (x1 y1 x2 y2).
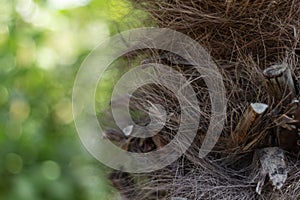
105 1 300 199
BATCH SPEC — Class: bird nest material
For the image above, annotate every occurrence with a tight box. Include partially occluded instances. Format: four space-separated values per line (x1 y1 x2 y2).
103 1 300 199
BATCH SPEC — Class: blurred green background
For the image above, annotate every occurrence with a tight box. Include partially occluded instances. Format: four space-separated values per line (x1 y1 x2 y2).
0 0 146 199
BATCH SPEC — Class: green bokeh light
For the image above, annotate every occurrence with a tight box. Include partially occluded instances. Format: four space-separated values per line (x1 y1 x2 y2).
0 0 146 199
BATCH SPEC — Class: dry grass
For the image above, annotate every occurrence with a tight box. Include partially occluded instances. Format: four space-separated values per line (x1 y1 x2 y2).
105 1 300 199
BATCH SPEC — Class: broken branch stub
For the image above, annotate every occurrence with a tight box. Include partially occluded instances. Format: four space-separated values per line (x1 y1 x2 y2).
263 63 296 102
255 147 287 195
276 100 300 153
232 103 268 145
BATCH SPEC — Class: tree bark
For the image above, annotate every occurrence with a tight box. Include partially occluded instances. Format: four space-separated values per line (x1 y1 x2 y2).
263 63 296 103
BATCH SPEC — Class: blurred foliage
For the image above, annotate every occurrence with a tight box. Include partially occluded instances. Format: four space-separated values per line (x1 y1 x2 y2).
0 0 146 199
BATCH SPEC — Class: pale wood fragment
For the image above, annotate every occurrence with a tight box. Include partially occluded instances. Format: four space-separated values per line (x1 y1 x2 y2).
255 147 287 195
171 197 187 200
122 125 134 137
